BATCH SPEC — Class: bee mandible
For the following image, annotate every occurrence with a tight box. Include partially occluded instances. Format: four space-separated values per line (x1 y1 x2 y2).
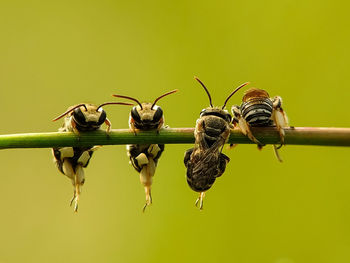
113 90 178 211
231 88 289 161
184 77 249 209
52 102 133 212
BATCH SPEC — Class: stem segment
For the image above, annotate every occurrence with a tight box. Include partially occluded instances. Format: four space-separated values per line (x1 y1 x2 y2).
0 127 349 149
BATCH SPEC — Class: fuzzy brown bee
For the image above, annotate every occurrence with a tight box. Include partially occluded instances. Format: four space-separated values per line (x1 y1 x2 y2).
231 88 289 162
113 90 178 211
184 77 249 209
52 102 132 212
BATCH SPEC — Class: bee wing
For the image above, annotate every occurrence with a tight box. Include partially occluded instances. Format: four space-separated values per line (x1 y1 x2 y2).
192 140 224 174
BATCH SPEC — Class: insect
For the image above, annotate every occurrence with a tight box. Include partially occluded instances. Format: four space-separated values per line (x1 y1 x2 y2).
52 102 133 212
112 90 178 211
231 88 289 162
184 77 249 210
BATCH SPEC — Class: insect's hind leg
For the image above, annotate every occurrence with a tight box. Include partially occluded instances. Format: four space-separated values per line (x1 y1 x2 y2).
195 192 205 210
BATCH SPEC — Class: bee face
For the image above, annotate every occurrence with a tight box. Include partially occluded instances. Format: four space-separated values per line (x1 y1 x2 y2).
72 104 107 131
130 103 164 130
200 107 232 123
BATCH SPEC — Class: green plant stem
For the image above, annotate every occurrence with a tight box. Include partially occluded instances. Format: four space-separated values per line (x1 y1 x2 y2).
0 127 349 149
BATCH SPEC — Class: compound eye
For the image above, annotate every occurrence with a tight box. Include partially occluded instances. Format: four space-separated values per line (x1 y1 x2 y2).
73 107 87 125
131 106 141 122
97 109 107 125
153 107 163 122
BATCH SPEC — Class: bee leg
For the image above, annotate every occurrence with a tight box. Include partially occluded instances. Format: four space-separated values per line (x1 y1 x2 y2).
62 160 78 211
273 144 283 162
231 105 264 147
69 164 84 213
228 121 237 149
70 118 80 137
142 186 152 212
195 192 205 210
70 192 76 207
129 119 138 135
72 184 80 213
156 118 164 134
139 157 155 212
104 118 112 134
272 96 289 145
238 117 264 147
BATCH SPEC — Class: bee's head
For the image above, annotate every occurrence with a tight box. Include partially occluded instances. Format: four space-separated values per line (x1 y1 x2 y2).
242 88 269 102
53 102 133 131
194 77 249 122
130 103 164 129
71 104 106 130
199 107 232 123
113 89 178 130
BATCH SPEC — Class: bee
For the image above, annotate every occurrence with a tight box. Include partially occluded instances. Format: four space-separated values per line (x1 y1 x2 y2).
231 88 289 162
112 90 178 211
52 102 133 212
184 77 249 209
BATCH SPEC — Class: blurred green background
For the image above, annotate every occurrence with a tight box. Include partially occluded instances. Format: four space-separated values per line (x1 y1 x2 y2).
0 0 349 262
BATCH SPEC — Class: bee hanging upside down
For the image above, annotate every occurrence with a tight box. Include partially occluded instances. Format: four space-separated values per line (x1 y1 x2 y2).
113 90 178 211
52 102 133 212
184 77 249 210
231 88 289 162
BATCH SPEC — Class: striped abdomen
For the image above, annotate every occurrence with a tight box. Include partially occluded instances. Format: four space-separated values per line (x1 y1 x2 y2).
241 98 273 126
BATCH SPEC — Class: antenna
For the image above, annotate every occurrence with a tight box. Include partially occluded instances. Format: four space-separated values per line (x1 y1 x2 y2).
112 95 143 109
52 104 88 122
96 102 133 111
151 89 178 109
222 82 250 109
194 77 213 107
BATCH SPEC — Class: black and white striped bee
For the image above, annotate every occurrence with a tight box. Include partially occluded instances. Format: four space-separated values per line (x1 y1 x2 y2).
52 102 132 212
231 88 289 162
184 77 249 209
112 90 178 211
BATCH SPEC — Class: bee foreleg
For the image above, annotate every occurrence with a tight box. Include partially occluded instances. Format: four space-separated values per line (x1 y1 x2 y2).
156 117 164 134
70 118 80 136
104 118 112 134
231 105 264 147
129 119 137 135
238 117 264 147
